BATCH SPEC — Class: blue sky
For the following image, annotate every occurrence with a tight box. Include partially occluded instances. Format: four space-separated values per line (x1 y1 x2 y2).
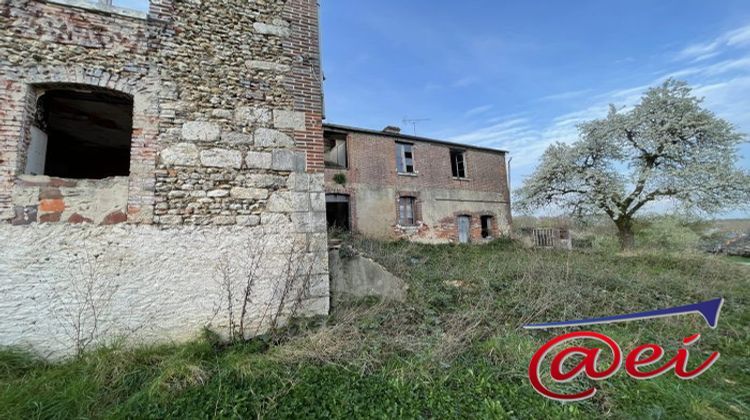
117 1 749 216
318 0 750 217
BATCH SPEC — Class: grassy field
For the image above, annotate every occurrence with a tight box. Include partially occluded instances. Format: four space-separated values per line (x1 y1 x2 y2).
726 256 750 266
1 238 749 419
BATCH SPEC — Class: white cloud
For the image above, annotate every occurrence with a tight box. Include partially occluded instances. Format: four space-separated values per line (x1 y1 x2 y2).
677 23 750 61
453 76 479 88
449 73 750 170
538 89 591 102
726 25 750 47
464 104 493 117
664 57 750 80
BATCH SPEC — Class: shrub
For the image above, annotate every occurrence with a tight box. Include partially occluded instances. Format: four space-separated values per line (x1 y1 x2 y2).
333 173 347 185
637 215 701 252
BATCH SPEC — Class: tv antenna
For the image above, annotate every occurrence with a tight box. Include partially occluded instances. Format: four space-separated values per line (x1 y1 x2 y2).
402 117 431 136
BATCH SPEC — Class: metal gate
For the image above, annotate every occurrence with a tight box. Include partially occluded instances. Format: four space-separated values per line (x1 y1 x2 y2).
533 228 558 248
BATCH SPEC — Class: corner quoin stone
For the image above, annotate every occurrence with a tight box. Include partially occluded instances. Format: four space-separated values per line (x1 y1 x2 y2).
235 107 271 127
181 121 221 142
245 151 272 169
230 187 269 200
200 149 243 169
273 110 306 131
161 143 200 166
221 132 254 145
254 128 295 148
246 60 290 73
253 22 290 37
272 149 305 172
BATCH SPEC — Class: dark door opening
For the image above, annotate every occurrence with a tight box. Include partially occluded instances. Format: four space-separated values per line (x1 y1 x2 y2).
326 194 350 230
34 87 133 179
481 216 493 239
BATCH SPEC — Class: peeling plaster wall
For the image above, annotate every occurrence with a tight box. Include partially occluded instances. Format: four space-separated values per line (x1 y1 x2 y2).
350 185 511 243
0 222 328 358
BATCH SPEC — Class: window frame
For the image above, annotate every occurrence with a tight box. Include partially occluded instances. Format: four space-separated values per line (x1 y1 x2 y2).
398 196 417 226
450 149 467 179
324 134 348 169
31 86 134 180
481 215 494 239
396 142 416 174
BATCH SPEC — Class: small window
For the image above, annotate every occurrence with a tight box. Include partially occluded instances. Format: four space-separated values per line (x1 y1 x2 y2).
30 87 133 179
398 196 416 225
324 133 348 169
481 216 493 239
396 142 415 174
451 149 466 178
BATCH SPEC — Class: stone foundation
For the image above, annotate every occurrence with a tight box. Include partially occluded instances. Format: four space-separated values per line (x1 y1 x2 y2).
0 222 329 358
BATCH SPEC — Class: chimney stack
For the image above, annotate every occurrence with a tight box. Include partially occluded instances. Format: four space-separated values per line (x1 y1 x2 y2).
383 125 401 134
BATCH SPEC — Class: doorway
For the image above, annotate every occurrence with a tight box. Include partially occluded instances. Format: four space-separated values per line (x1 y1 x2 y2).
457 215 471 244
326 194 350 230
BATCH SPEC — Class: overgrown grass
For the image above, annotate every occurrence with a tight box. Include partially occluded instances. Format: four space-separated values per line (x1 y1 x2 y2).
1 238 749 419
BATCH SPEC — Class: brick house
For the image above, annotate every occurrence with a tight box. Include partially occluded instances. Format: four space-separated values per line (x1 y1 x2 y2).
323 124 512 243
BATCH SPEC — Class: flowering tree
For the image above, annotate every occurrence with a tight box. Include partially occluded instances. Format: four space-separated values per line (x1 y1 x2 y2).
516 79 750 250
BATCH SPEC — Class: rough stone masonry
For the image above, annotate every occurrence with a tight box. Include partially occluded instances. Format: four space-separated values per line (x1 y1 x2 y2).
0 0 329 357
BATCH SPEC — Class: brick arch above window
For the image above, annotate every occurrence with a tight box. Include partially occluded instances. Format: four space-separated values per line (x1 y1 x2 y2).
1 66 160 224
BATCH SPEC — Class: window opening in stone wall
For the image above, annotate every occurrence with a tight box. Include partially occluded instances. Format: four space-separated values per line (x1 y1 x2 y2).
31 87 133 179
396 142 415 173
326 194 350 230
451 149 466 178
398 196 416 225
324 133 348 169
481 215 493 239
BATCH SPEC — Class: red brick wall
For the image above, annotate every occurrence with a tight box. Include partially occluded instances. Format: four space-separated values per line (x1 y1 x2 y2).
324 128 512 242
325 131 509 195
283 0 325 174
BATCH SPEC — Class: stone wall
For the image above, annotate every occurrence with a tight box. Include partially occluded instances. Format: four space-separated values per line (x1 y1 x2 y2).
0 0 329 356
1 0 326 225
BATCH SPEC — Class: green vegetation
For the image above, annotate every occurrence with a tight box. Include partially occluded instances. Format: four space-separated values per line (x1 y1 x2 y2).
2 239 749 419
726 256 750 266
515 80 750 250
332 173 347 185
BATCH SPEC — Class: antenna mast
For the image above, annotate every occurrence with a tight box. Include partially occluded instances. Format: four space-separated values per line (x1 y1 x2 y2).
402 117 431 136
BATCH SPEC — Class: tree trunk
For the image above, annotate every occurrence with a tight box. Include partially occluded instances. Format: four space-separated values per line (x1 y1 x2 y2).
615 218 635 251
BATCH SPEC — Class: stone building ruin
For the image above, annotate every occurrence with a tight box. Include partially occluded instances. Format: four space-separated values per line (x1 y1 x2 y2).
0 0 329 357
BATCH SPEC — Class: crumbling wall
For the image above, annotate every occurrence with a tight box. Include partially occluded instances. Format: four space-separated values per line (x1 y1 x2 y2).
11 175 129 225
0 0 329 356
323 129 512 243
